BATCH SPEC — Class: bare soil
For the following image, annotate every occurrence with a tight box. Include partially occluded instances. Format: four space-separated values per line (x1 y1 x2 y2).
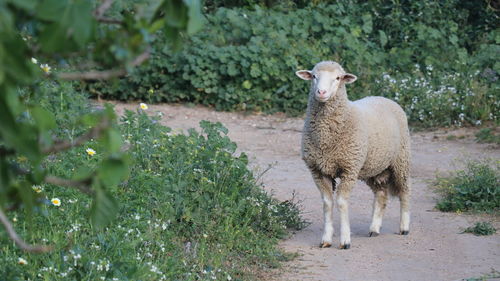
115 102 500 281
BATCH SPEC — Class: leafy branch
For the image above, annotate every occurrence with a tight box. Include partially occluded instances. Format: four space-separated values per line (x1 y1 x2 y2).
93 0 120 24
0 0 203 253
42 117 111 154
57 51 150 81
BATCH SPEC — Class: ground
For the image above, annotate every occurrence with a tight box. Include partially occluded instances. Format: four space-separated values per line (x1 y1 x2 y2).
114 102 499 281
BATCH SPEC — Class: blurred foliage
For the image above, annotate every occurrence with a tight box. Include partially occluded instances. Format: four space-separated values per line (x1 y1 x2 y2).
0 0 203 249
89 0 499 127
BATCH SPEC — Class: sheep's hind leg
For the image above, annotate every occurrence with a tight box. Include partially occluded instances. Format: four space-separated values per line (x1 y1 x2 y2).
311 170 335 248
399 190 410 235
368 188 388 237
392 163 411 235
337 177 356 249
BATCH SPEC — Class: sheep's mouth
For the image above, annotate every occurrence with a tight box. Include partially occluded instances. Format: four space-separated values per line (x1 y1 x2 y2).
316 96 330 103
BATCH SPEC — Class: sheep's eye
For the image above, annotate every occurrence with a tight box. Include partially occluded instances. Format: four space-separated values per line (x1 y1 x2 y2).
336 77 340 80
312 74 317 80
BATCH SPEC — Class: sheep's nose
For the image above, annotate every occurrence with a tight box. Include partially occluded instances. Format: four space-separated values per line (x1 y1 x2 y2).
317 90 326 97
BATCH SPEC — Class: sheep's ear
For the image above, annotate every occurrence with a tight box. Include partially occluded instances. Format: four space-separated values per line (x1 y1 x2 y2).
296 70 313 80
342 73 357 84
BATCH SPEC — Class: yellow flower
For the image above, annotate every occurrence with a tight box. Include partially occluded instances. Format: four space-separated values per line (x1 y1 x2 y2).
51 198 61 206
31 57 37 64
40 64 51 74
18 258 28 265
86 148 96 156
32 185 43 193
140 103 148 110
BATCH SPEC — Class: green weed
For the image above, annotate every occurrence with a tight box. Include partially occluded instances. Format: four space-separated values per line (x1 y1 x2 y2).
463 222 497 236
475 128 500 145
464 269 500 281
434 159 500 213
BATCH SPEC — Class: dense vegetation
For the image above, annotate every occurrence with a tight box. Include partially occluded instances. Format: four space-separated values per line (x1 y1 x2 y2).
463 222 497 236
0 82 307 280
434 159 500 214
90 0 499 128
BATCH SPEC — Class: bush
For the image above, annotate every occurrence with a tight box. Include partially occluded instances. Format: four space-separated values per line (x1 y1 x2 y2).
0 83 307 280
463 222 497 236
475 128 500 145
88 0 499 127
434 160 500 213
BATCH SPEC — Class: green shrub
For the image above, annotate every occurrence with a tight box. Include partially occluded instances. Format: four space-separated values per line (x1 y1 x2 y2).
0 84 307 280
88 1 499 128
475 128 500 144
463 222 497 236
435 160 500 213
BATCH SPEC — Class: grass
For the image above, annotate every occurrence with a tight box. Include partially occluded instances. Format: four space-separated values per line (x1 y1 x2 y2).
475 127 500 145
0 84 307 280
464 269 500 281
463 222 497 236
434 159 500 214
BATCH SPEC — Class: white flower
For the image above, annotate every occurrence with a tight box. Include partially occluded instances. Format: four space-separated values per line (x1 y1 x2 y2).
86 148 96 156
31 57 38 64
51 198 61 206
140 103 148 110
32 185 43 193
40 64 51 74
18 257 28 265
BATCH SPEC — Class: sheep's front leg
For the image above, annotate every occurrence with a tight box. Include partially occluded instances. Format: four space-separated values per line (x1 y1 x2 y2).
311 170 335 248
337 177 356 249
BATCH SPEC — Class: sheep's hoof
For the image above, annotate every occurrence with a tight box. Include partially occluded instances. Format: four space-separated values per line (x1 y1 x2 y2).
400 230 409 235
319 242 332 248
369 231 379 237
340 244 350 250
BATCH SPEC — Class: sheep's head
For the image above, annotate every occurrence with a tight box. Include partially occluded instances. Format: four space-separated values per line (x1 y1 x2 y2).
296 61 357 103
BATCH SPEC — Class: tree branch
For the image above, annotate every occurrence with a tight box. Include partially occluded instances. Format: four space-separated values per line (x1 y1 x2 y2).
57 51 150 81
95 17 123 24
94 0 114 18
0 146 15 157
45 176 94 195
0 208 53 253
42 118 110 154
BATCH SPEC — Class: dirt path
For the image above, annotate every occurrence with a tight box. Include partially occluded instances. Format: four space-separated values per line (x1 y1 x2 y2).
115 102 499 281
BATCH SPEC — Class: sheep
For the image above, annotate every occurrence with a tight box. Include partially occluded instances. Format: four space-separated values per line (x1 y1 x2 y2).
296 61 411 249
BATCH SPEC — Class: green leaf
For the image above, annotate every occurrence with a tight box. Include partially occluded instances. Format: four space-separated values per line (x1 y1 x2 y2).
242 80 252 89
72 166 93 181
37 0 68 21
90 183 119 229
102 129 123 154
67 0 93 47
8 0 37 11
31 106 56 131
379 30 388 47
98 158 128 187
184 0 204 35
361 14 372 34
163 0 188 28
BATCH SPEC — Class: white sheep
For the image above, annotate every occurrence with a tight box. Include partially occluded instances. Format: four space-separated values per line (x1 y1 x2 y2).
296 61 411 249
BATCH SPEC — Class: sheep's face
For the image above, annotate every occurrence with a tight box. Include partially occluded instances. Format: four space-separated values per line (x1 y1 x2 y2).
296 61 357 103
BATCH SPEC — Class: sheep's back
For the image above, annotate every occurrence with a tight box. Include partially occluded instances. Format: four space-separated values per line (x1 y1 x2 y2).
352 96 409 178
